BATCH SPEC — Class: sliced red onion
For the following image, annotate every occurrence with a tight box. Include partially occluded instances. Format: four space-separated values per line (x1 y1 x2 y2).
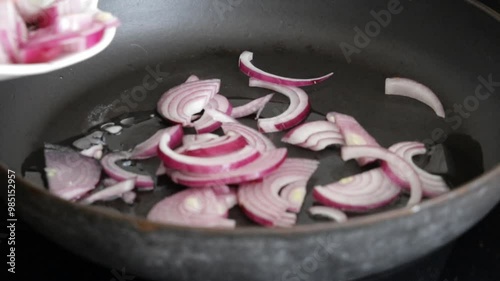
280 180 308 213
382 142 450 197
282 120 344 151
81 178 136 205
185 75 199 83
212 185 232 195
159 133 260 174
308 206 348 223
80 144 103 159
14 0 55 21
122 191 136 205
36 0 99 27
182 133 248 157
327 112 380 166
239 51 333 87
157 79 220 126
147 187 235 228
204 108 239 123
170 148 287 187
192 94 233 133
386 78 445 118
0 1 27 62
308 138 344 151
131 125 183 160
222 122 275 152
249 78 310 132
101 152 154 187
215 188 238 209
44 144 101 201
182 133 218 145
238 158 318 227
341 146 422 206
231 94 274 119
313 168 400 212
0 44 9 64
102 178 119 187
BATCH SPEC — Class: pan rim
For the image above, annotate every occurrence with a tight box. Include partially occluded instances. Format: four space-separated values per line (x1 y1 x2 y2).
7 163 500 236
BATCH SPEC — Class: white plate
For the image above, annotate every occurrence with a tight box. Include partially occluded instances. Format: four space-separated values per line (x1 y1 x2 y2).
0 26 116 81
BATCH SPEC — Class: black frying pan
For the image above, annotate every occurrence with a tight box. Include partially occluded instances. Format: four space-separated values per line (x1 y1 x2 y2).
1 0 499 280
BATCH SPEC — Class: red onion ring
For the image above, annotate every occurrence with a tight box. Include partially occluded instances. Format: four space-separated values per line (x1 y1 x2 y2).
147 187 235 228
282 120 344 151
238 158 318 227
341 146 423 207
182 133 248 157
249 78 311 132
308 206 348 223
192 94 233 133
231 94 274 119
386 78 445 118
44 144 101 201
81 178 136 205
130 125 183 160
313 168 401 212
327 112 380 166
101 152 154 187
239 51 333 87
157 79 220 126
382 142 450 197
159 133 261 174
170 148 287 187
222 122 275 152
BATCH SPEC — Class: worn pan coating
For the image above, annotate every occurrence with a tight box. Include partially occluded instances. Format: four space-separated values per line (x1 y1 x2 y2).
1 0 499 280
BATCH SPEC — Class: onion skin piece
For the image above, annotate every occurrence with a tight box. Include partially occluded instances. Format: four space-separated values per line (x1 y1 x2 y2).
100 152 154 187
159 133 261 174
81 178 136 205
239 51 333 87
382 142 450 197
44 144 101 201
157 79 220 126
386 78 445 118
130 125 183 160
341 146 422 207
313 168 401 212
170 148 288 187
231 94 274 119
222 122 275 152
249 78 311 133
327 112 380 165
147 187 235 228
308 207 348 223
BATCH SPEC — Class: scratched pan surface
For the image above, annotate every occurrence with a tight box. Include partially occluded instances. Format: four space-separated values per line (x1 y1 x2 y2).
1 0 500 280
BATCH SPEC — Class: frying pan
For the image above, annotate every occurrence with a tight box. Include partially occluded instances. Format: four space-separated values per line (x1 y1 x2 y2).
1 0 499 280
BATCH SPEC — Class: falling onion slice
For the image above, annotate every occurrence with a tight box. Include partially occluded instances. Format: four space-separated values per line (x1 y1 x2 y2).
147 187 236 228
382 142 450 197
385 78 445 118
340 146 422 207
249 78 311 133
313 168 401 212
239 51 333 87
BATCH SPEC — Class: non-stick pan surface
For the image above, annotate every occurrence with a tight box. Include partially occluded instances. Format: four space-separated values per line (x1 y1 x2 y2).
1 0 499 280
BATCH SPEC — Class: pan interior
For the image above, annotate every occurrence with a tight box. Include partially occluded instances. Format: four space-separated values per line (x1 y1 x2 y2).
20 48 488 226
